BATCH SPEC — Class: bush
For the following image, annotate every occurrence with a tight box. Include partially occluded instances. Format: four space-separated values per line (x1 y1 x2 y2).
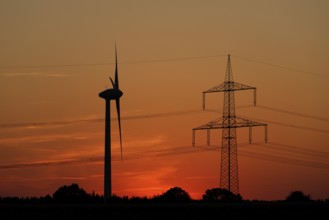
285 191 311 202
202 188 242 202
53 183 89 203
153 187 191 203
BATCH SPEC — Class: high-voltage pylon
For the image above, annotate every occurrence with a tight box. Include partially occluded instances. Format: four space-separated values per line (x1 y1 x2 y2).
192 55 268 195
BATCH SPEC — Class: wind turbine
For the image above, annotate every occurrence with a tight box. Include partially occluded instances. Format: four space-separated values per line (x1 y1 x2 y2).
99 44 123 202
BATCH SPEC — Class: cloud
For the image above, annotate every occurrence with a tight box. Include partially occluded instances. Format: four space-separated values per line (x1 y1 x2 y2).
0 113 105 130
185 176 217 179
0 132 100 145
2 72 67 77
45 176 86 180
113 164 177 197
123 135 168 150
116 187 167 193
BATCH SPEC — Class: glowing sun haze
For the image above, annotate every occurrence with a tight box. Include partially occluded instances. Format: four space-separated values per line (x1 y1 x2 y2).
0 0 329 200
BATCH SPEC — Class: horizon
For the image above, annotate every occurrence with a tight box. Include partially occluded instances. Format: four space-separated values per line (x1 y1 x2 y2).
0 182 319 202
0 0 329 201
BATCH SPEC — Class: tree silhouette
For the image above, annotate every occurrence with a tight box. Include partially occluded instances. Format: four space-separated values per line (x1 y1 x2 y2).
285 190 311 202
53 183 89 203
202 188 242 202
153 187 191 202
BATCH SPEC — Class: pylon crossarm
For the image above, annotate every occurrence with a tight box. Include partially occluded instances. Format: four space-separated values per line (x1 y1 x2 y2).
203 81 256 93
203 82 226 93
234 116 267 128
193 116 267 130
192 117 224 130
203 82 257 110
231 82 256 91
234 117 268 144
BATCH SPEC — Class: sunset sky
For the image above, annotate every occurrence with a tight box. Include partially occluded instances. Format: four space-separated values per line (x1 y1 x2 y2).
1 0 329 201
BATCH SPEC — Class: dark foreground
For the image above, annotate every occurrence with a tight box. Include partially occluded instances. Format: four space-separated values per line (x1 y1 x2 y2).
1 202 328 220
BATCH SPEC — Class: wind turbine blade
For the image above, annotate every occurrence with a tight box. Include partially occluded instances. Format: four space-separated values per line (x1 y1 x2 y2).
116 98 123 160
115 43 119 89
109 77 116 88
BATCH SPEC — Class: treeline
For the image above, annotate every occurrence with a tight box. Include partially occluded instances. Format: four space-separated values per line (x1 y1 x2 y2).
0 183 327 204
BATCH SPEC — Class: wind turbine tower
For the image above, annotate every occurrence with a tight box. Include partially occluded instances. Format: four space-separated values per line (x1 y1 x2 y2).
192 55 267 194
99 45 123 201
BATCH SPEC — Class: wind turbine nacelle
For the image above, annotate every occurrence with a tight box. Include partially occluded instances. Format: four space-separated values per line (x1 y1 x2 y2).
99 89 123 100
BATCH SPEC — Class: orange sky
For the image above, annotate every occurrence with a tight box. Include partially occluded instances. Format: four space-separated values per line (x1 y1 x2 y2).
0 0 329 200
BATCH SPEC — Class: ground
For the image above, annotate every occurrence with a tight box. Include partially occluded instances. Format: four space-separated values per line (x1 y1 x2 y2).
1 202 328 220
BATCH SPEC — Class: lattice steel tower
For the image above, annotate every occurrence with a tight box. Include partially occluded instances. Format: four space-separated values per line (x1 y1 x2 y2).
192 55 267 195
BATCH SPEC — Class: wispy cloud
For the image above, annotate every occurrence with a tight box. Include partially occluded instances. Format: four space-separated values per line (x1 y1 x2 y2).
0 113 105 130
28 101 56 105
45 176 86 180
2 72 67 77
123 135 167 149
185 176 217 179
0 132 100 145
116 187 167 193
113 165 177 197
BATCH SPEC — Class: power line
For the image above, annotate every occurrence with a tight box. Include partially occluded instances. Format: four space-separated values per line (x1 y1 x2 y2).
0 145 201 170
1 106 328 135
0 55 227 70
195 144 329 170
0 54 327 80
236 105 329 122
239 150 329 170
261 142 329 160
255 118 329 134
256 105 329 122
0 109 203 128
0 155 143 170
244 142 329 162
233 55 329 79
121 54 227 64
1 142 328 170
0 63 112 69
0 145 207 170
0 157 103 169
205 109 329 134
